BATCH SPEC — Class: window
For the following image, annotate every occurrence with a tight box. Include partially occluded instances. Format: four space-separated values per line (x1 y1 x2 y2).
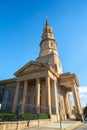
17 86 23 107
45 34 47 37
0 89 4 103
50 43 53 47
55 64 57 71
44 43 47 48
40 87 42 95
34 87 36 96
45 28 47 32
49 28 51 32
1 88 9 110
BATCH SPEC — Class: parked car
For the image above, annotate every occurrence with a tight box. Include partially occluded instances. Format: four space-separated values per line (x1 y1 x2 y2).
85 116 87 121
85 117 87 121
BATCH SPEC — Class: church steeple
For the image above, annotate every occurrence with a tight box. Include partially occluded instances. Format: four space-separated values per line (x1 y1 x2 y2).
45 17 49 25
36 19 62 74
41 18 55 41
40 19 57 57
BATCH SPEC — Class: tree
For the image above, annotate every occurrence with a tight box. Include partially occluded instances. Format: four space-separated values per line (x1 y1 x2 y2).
83 106 87 117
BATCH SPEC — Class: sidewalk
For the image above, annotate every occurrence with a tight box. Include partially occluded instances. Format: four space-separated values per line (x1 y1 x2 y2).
23 121 83 130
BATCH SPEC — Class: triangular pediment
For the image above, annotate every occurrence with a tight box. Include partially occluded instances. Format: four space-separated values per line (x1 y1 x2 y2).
14 61 47 76
23 64 41 72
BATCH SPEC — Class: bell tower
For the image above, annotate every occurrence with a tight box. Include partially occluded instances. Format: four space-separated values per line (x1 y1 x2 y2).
36 19 62 74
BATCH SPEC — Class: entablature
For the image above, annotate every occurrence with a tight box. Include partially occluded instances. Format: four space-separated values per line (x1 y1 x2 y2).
59 72 79 89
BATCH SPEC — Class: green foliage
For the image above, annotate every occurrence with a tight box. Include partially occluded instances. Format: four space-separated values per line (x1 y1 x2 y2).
21 113 48 120
22 113 37 120
0 113 48 121
39 113 48 119
0 113 17 121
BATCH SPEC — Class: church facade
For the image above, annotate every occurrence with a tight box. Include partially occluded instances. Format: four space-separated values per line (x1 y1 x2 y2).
0 20 83 121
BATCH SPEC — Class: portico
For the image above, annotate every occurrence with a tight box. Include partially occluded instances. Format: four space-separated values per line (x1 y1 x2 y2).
59 73 83 121
12 62 59 119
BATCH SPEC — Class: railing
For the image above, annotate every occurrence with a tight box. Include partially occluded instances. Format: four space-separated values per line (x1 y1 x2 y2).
0 102 56 115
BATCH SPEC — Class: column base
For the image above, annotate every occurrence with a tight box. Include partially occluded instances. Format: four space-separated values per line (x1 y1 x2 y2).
50 114 59 122
76 113 84 122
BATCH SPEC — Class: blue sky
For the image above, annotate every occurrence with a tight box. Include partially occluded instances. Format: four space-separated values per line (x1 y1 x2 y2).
0 0 87 107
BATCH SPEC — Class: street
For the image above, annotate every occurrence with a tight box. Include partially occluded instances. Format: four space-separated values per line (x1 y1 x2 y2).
74 122 87 130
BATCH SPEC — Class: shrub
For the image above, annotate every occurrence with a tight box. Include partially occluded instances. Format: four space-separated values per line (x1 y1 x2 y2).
0 113 17 121
0 113 3 121
22 113 35 120
0 113 48 121
39 113 48 119
21 113 48 120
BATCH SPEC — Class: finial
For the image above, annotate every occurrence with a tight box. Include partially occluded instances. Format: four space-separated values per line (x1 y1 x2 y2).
45 17 49 25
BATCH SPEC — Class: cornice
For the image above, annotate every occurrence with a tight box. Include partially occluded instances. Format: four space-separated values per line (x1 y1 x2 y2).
0 77 17 84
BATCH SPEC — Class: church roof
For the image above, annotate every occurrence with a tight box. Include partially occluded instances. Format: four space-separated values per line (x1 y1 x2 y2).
0 77 16 84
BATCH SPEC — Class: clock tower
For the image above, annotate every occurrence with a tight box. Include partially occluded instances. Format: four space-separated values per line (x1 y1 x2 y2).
37 19 62 74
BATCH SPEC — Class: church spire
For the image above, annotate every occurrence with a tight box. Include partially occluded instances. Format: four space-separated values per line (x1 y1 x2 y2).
45 17 49 25
41 18 55 41
36 20 62 74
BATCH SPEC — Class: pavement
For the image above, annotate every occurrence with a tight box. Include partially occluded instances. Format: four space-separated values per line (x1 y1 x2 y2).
73 122 87 130
23 121 83 130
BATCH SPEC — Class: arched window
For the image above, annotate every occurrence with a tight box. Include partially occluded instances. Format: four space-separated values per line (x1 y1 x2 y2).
44 43 48 48
45 28 47 32
50 43 53 47
49 28 51 32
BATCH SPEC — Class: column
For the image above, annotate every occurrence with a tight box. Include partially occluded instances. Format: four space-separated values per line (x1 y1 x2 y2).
65 92 72 118
76 88 83 113
72 85 78 112
46 76 51 115
36 78 40 113
62 92 66 120
12 81 20 112
76 88 84 121
21 80 27 112
72 85 83 121
72 85 80 113
54 80 59 120
54 80 58 114
67 93 72 116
